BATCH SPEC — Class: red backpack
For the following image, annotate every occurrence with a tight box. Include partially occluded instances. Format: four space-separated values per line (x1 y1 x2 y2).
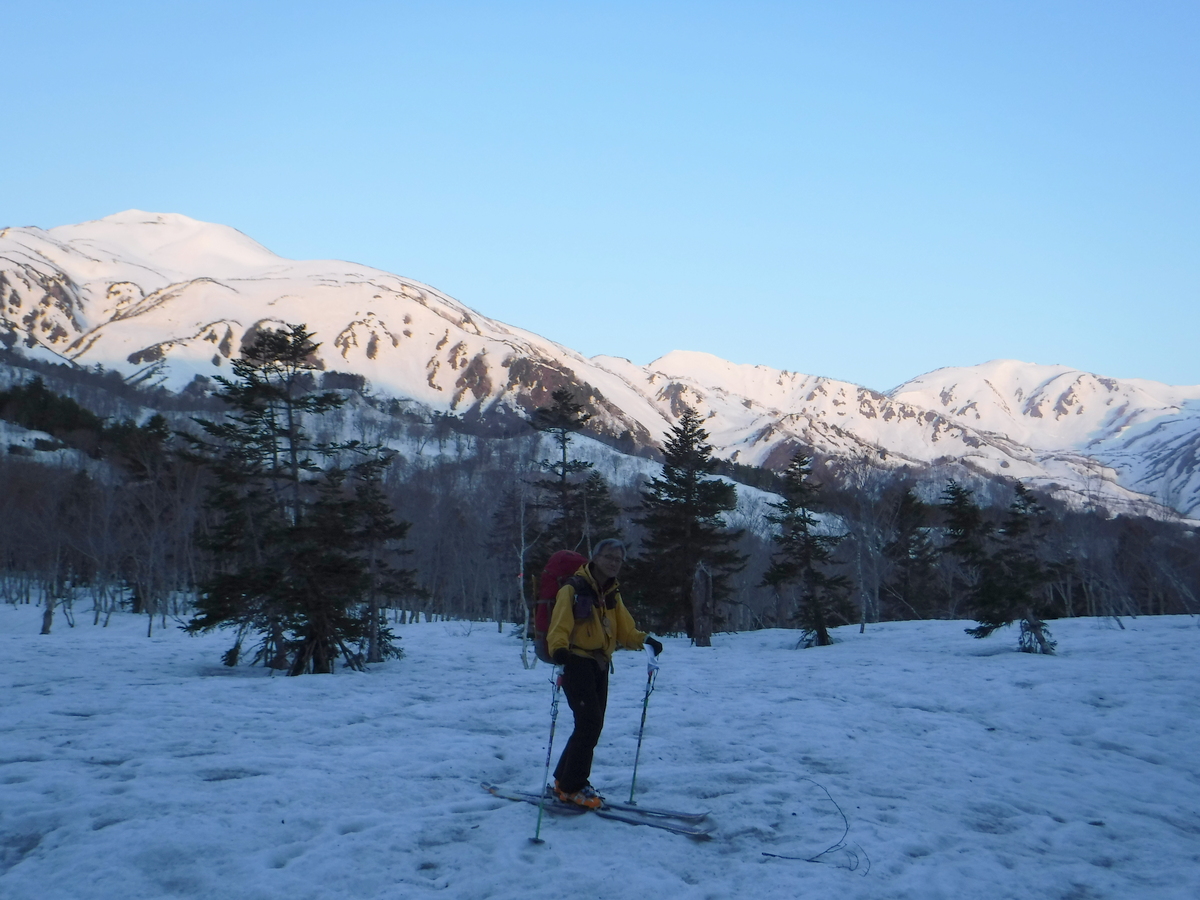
533 550 588 664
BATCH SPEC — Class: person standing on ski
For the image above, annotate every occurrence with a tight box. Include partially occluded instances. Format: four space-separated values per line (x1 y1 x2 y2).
547 538 663 809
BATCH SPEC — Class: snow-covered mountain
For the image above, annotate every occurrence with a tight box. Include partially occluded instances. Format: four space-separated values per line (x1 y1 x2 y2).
3 211 1198 518
890 362 1200 520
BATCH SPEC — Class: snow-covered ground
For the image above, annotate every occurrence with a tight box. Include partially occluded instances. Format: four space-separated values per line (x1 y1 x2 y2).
1 605 1197 900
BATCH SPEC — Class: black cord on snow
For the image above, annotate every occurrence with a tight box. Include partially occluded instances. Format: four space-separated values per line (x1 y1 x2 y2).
762 777 870 875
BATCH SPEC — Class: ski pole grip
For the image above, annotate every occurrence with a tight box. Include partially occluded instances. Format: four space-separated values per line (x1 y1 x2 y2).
644 645 661 672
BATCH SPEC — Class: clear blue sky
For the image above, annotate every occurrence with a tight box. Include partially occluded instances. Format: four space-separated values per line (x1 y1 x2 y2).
5 1 1197 391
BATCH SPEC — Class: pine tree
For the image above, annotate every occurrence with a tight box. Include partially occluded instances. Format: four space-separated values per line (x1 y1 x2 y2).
530 387 593 554
184 324 415 674
881 488 940 619
0 377 106 452
965 483 1058 653
580 471 622 551
761 452 851 647
940 480 989 566
349 455 420 663
629 406 744 641
938 479 991 619
941 480 1058 653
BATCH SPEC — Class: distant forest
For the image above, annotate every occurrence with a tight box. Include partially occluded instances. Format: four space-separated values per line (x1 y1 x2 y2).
1 336 1196 672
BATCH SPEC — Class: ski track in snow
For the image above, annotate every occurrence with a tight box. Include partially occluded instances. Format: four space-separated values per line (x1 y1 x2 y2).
1 606 1198 900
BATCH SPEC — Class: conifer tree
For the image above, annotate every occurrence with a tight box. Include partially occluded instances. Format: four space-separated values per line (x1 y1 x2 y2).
762 452 850 647
580 471 622 552
530 387 593 554
0 377 106 451
184 324 414 673
941 480 1058 653
940 480 989 564
938 479 990 618
881 487 940 619
965 483 1058 653
630 406 744 639
350 456 420 663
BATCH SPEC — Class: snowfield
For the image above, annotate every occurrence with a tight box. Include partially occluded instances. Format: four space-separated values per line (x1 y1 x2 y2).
1 606 1198 900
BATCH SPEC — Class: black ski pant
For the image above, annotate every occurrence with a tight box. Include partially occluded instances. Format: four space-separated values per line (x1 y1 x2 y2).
553 654 609 794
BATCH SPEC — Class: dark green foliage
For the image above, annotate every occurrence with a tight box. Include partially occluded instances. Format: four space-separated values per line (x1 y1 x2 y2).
0 377 170 465
762 452 851 647
963 484 1058 653
349 455 421 663
0 374 176 475
0 377 106 443
940 480 990 566
881 488 941 619
103 414 172 476
580 471 622 547
713 458 785 493
320 371 368 393
940 481 1058 653
629 406 745 637
936 479 992 620
185 324 414 673
530 387 594 554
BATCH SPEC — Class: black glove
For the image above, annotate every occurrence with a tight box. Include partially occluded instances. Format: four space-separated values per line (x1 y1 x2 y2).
552 648 571 666
645 636 663 656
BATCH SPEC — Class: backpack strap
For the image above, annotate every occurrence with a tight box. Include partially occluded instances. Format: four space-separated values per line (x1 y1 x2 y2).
565 573 618 613
564 575 597 620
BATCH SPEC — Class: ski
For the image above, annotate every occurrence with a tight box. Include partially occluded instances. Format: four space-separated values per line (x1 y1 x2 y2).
590 796 711 822
595 807 714 838
482 783 714 838
481 782 709 821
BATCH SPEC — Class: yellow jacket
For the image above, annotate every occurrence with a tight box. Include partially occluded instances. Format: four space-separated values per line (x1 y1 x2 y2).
546 563 646 665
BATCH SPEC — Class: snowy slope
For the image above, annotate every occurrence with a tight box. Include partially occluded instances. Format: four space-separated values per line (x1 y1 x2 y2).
0 212 667 447
889 360 1200 454
624 351 1182 517
3 211 1198 516
1 604 1198 900
891 361 1200 519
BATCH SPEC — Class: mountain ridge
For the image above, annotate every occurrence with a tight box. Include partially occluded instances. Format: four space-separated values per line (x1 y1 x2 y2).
3 210 1197 518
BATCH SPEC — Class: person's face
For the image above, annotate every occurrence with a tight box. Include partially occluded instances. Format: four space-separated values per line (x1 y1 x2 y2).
592 547 625 580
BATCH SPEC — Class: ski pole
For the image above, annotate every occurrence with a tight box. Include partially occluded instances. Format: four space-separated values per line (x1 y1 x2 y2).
531 669 563 844
628 645 660 805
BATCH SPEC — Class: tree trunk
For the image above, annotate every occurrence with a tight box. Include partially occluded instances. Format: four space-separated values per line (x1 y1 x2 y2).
366 594 382 664
267 623 290 669
807 573 833 647
856 535 867 633
1020 612 1055 654
40 595 55 635
691 563 713 648
812 602 833 646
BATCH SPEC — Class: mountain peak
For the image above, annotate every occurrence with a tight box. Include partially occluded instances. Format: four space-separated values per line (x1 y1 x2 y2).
48 210 281 278
649 349 801 385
